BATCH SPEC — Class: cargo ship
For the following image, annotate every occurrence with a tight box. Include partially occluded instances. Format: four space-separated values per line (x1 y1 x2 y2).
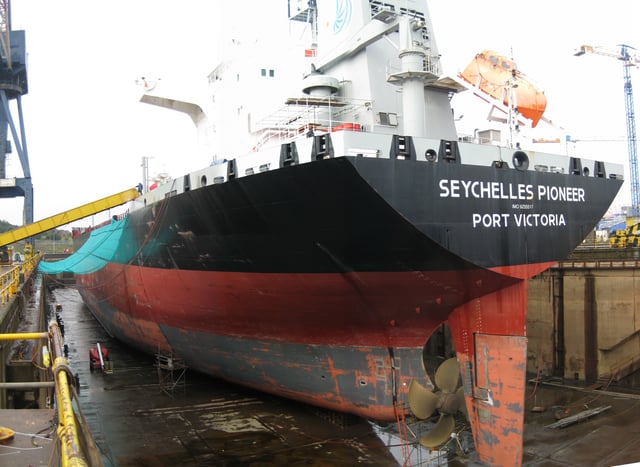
40 1 624 465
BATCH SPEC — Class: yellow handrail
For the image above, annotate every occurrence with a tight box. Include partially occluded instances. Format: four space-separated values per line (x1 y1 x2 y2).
49 320 88 467
0 257 102 465
0 331 48 340
0 252 42 304
0 321 90 466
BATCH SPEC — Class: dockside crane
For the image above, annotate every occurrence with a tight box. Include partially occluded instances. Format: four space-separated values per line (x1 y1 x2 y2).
575 44 640 215
0 1 30 225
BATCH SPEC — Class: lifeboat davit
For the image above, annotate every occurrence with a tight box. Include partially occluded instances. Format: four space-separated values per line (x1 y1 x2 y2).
459 50 547 127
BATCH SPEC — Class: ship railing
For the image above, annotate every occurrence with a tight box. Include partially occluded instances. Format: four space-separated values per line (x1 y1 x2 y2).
252 95 370 148
385 53 442 81
0 252 42 304
457 132 503 146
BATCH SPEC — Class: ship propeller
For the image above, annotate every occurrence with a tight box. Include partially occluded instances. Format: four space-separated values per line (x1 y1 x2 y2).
408 357 467 449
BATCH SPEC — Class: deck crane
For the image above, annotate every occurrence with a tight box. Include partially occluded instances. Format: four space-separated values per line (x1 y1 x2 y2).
574 44 640 215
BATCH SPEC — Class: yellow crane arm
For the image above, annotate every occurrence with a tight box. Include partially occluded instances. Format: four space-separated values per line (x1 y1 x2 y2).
0 187 140 248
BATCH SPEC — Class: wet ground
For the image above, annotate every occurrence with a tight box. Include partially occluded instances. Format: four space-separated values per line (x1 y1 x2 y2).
50 286 432 466
49 284 640 466
521 382 640 466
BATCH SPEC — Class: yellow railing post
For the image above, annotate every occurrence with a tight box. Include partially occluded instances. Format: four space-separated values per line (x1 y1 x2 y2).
0 331 49 341
0 259 91 466
48 320 88 467
0 251 42 305
1 312 90 467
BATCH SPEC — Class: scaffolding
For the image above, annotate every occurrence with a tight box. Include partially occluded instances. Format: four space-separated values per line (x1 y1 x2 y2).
155 350 186 397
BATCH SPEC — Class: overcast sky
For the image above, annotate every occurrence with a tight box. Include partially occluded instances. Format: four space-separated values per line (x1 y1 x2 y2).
4 0 640 227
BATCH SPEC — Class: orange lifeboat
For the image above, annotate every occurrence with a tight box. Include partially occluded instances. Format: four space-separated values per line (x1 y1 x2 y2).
459 50 547 127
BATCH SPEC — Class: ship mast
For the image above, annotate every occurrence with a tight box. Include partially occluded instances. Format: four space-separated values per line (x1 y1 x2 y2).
289 0 318 57
387 15 439 137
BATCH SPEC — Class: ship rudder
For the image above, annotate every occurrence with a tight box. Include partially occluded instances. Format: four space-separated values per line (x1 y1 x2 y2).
448 281 528 466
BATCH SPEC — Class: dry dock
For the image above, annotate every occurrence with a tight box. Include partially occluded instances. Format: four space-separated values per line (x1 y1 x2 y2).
48 286 405 466
2 259 640 466
522 383 640 466
45 283 640 466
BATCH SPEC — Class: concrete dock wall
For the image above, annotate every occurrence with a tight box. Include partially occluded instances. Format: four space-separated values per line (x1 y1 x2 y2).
528 260 640 384
0 269 43 409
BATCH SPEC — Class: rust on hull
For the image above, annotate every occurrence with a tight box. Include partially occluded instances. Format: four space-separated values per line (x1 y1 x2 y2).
450 281 528 466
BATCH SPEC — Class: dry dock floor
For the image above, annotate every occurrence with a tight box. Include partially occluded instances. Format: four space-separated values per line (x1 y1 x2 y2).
521 382 640 466
37 286 640 466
